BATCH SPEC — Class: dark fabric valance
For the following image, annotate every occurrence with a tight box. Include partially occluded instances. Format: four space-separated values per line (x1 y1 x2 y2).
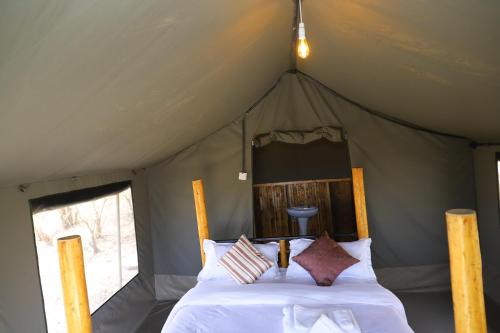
30 181 131 214
252 126 344 148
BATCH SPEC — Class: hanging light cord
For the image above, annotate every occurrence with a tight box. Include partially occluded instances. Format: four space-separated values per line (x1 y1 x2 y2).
298 0 303 24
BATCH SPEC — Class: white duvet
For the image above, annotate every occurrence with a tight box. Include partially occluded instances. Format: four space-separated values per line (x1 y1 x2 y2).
161 278 414 333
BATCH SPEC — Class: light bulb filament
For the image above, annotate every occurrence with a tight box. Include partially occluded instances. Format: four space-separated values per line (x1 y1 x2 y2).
297 22 310 59
297 37 310 59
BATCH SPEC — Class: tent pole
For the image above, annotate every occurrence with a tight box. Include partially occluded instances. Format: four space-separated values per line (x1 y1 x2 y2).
279 240 288 268
57 235 92 333
192 179 210 266
352 167 369 239
446 209 487 333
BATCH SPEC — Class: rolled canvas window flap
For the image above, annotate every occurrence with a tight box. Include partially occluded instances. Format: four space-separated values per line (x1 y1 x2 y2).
30 180 131 214
253 126 344 148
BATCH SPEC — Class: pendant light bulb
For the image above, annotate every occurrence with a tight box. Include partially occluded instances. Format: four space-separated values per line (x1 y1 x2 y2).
296 0 310 60
297 23 310 59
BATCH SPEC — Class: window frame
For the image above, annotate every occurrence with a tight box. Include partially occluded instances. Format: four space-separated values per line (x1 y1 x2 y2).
29 180 140 331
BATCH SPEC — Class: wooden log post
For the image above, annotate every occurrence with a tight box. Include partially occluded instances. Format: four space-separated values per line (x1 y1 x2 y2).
192 179 210 266
445 209 487 333
352 167 369 239
279 240 288 268
57 235 92 333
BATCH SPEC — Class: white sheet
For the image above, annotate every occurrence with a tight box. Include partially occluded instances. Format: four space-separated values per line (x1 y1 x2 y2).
161 278 414 333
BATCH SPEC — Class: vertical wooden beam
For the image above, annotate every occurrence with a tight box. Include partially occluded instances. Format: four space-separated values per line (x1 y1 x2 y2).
57 235 92 333
352 167 369 239
279 239 288 268
446 209 487 333
192 179 210 266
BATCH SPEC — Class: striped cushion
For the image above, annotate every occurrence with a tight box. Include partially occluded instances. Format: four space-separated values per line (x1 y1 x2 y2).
218 235 273 284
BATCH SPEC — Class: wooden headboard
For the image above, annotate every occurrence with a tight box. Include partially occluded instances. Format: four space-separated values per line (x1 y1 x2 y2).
192 167 369 267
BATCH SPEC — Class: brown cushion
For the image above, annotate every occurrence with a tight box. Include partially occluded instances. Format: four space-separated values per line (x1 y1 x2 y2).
292 232 359 286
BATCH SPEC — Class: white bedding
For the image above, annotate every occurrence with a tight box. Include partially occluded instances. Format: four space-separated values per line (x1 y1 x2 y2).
161 278 414 333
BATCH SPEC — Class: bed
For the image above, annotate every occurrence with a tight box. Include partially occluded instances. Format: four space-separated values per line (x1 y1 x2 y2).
161 275 413 333
161 169 414 333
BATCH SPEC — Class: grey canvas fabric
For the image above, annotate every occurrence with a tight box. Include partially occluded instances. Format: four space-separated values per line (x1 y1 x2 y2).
148 72 476 279
0 0 499 188
299 1 500 143
148 121 253 276
0 0 294 188
473 146 500 304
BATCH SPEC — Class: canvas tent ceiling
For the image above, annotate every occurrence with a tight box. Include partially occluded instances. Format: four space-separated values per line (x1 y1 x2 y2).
1 0 499 188
0 0 293 187
300 0 500 142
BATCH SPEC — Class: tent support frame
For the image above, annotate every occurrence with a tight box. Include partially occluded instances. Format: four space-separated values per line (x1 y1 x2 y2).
57 235 93 333
446 209 487 333
192 179 210 266
352 167 369 239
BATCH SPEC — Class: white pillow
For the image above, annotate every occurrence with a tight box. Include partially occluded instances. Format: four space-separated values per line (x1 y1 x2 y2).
286 238 376 282
197 239 280 281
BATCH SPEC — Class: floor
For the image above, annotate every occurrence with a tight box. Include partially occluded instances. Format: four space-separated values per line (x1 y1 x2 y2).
395 291 499 333
137 292 500 333
396 291 455 333
137 301 176 333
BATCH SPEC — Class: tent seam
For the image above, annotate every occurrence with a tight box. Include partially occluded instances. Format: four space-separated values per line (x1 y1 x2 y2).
294 70 473 142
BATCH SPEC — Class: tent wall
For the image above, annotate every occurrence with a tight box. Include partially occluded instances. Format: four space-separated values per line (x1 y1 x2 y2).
148 122 252 299
148 72 476 298
474 146 500 304
0 170 155 333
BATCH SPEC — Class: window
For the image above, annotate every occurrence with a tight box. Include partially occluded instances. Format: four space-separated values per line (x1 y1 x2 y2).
31 182 138 333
